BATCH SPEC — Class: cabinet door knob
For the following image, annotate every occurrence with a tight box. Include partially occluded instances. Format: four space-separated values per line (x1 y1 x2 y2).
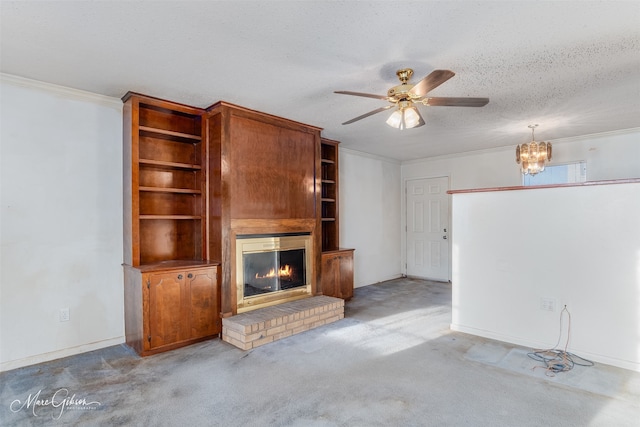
187 273 193 279
177 274 183 280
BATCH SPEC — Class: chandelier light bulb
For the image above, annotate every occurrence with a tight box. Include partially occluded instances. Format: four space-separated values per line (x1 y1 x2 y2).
516 124 552 175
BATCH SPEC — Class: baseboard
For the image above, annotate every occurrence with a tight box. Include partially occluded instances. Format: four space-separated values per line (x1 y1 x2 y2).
356 274 404 288
450 323 640 373
0 337 125 372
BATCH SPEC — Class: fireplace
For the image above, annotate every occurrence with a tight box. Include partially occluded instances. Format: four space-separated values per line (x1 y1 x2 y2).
236 233 313 313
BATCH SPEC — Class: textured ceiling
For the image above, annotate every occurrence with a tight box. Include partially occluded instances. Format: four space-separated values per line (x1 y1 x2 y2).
1 1 639 161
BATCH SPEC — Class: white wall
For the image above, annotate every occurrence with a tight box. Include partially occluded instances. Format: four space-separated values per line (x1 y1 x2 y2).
401 129 640 281
340 149 402 287
402 128 640 191
0 75 124 371
450 182 640 372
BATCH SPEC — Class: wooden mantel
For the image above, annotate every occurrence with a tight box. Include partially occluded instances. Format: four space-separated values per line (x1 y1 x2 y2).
447 178 640 195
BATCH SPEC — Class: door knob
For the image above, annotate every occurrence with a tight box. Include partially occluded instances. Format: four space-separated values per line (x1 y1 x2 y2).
443 236 447 240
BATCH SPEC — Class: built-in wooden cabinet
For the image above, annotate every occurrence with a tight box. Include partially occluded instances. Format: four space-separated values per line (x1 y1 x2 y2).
321 249 354 300
123 92 206 266
122 92 355 355
124 262 220 356
123 93 219 356
320 139 355 299
321 139 340 251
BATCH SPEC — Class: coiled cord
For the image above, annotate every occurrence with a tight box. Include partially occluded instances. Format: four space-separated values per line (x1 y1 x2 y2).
527 305 594 376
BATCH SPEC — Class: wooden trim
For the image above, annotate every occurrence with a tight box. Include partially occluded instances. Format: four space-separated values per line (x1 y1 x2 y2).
447 178 640 195
122 91 206 115
230 218 317 234
126 260 220 273
206 100 323 133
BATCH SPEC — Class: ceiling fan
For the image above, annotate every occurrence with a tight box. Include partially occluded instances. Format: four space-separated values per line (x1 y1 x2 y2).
335 68 489 129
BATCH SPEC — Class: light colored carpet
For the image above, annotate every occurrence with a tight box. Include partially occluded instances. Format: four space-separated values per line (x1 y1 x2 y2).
1 278 639 426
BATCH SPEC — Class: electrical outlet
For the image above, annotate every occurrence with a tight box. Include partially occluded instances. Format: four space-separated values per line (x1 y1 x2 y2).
540 297 556 312
59 308 70 322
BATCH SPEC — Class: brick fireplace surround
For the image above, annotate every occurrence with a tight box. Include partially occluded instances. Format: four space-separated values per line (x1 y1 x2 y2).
222 296 344 350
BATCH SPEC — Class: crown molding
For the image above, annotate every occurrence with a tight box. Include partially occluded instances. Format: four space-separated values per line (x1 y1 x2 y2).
402 127 640 165
340 147 401 165
550 127 640 144
1 73 122 109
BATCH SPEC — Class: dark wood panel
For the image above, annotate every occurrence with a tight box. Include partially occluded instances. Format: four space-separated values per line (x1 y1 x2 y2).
206 100 322 134
229 218 317 234
207 112 223 263
228 115 316 219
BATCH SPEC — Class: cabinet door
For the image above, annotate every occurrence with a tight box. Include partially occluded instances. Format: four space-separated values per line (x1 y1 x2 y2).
188 267 220 339
148 272 189 349
321 254 339 297
338 252 354 300
320 254 338 297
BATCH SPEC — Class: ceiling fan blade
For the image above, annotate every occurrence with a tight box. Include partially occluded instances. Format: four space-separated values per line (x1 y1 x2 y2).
334 91 389 100
342 105 394 125
409 70 456 97
426 97 490 107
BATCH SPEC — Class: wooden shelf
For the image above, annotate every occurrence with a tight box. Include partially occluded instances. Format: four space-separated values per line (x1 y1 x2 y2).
139 215 202 220
139 186 201 194
320 138 340 251
139 158 202 170
139 126 201 142
123 93 206 267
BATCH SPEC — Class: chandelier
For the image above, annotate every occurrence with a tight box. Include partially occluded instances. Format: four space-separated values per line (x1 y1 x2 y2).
516 124 552 175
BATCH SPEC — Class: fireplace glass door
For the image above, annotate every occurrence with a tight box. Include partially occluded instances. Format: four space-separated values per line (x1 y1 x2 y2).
236 233 312 312
243 248 306 297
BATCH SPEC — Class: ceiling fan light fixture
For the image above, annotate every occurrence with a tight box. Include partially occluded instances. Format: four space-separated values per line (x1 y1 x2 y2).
403 107 422 128
386 104 423 130
386 109 403 128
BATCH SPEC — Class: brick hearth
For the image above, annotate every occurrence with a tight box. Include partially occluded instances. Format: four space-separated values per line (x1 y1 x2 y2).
222 296 344 350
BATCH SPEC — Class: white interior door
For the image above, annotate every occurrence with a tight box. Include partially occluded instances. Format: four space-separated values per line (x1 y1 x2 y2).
406 177 450 281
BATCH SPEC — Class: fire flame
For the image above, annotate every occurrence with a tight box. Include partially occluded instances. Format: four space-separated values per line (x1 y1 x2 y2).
255 264 293 279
